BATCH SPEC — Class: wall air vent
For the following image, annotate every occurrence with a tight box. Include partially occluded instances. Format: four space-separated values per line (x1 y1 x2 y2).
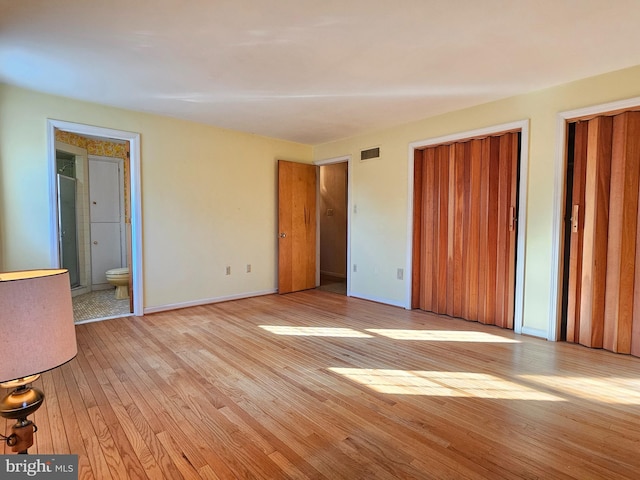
360 147 380 161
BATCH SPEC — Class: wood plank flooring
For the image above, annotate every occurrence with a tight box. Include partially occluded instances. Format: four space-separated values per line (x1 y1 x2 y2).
4 290 640 479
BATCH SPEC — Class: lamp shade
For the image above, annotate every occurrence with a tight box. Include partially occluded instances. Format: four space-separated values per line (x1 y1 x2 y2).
0 269 77 383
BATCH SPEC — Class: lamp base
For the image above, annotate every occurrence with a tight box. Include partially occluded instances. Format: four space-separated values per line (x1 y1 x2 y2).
6 420 36 454
0 376 43 454
0 386 44 420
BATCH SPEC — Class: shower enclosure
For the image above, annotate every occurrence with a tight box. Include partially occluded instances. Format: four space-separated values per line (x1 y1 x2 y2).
56 151 81 288
57 170 80 287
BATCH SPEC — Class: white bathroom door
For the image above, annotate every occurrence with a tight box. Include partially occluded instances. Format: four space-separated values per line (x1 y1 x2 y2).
89 160 121 223
89 158 124 286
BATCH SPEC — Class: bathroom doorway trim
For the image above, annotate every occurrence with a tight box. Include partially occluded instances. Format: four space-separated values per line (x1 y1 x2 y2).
46 119 143 317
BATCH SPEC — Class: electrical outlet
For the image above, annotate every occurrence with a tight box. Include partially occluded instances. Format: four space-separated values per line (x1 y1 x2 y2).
226 266 231 275
246 264 251 273
397 268 404 280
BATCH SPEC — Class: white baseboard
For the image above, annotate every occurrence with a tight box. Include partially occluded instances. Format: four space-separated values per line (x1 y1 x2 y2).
348 291 405 308
143 289 277 314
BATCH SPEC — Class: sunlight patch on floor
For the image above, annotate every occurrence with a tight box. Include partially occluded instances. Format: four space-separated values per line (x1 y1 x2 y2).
260 325 373 337
519 375 640 404
366 329 520 343
329 368 564 400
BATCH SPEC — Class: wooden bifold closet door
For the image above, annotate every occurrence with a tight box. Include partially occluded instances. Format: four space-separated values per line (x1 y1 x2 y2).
412 132 519 328
565 111 640 356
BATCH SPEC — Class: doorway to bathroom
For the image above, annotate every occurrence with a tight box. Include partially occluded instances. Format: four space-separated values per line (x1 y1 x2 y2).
48 120 143 323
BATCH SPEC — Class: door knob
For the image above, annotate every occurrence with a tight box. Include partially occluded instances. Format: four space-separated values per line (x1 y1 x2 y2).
280 232 286 238
93 241 98 245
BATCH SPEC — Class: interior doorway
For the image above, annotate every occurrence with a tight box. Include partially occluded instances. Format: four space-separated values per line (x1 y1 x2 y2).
560 109 640 356
318 161 348 295
408 120 529 333
314 155 351 296
412 131 521 328
55 135 130 322
47 120 143 321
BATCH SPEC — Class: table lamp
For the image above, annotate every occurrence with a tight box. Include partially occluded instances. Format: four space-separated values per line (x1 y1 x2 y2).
0 269 77 454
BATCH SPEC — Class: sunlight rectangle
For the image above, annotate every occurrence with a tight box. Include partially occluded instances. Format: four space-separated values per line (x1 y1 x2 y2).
519 375 640 405
366 329 520 343
329 368 563 400
260 325 372 338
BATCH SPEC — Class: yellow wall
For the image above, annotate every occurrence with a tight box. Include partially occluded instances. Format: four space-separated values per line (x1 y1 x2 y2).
314 64 640 336
0 84 312 309
3 64 640 333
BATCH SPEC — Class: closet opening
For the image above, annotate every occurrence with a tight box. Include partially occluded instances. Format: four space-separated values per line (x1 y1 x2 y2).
411 130 522 329
559 122 576 341
561 110 640 356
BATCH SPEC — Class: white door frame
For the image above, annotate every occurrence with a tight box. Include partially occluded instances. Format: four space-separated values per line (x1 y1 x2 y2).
548 96 640 341
47 119 143 317
407 119 530 335
314 155 352 296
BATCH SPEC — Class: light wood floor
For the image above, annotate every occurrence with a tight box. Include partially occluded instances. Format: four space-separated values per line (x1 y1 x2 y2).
4 290 640 479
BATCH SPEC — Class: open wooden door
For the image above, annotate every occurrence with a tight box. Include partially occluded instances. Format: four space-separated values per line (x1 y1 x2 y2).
278 160 317 294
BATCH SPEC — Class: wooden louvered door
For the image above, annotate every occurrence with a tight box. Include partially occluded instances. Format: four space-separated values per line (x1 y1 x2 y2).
565 111 640 356
412 132 519 328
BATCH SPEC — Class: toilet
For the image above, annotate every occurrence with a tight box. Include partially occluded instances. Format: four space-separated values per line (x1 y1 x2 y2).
105 267 129 299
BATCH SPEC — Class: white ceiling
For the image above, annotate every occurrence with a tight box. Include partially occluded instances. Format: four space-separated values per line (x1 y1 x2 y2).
2 1 640 145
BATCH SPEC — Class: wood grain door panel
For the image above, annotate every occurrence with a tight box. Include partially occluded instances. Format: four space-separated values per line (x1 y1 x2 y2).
566 121 588 343
603 112 640 353
412 132 519 328
566 111 640 357
578 116 612 348
278 160 317 294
